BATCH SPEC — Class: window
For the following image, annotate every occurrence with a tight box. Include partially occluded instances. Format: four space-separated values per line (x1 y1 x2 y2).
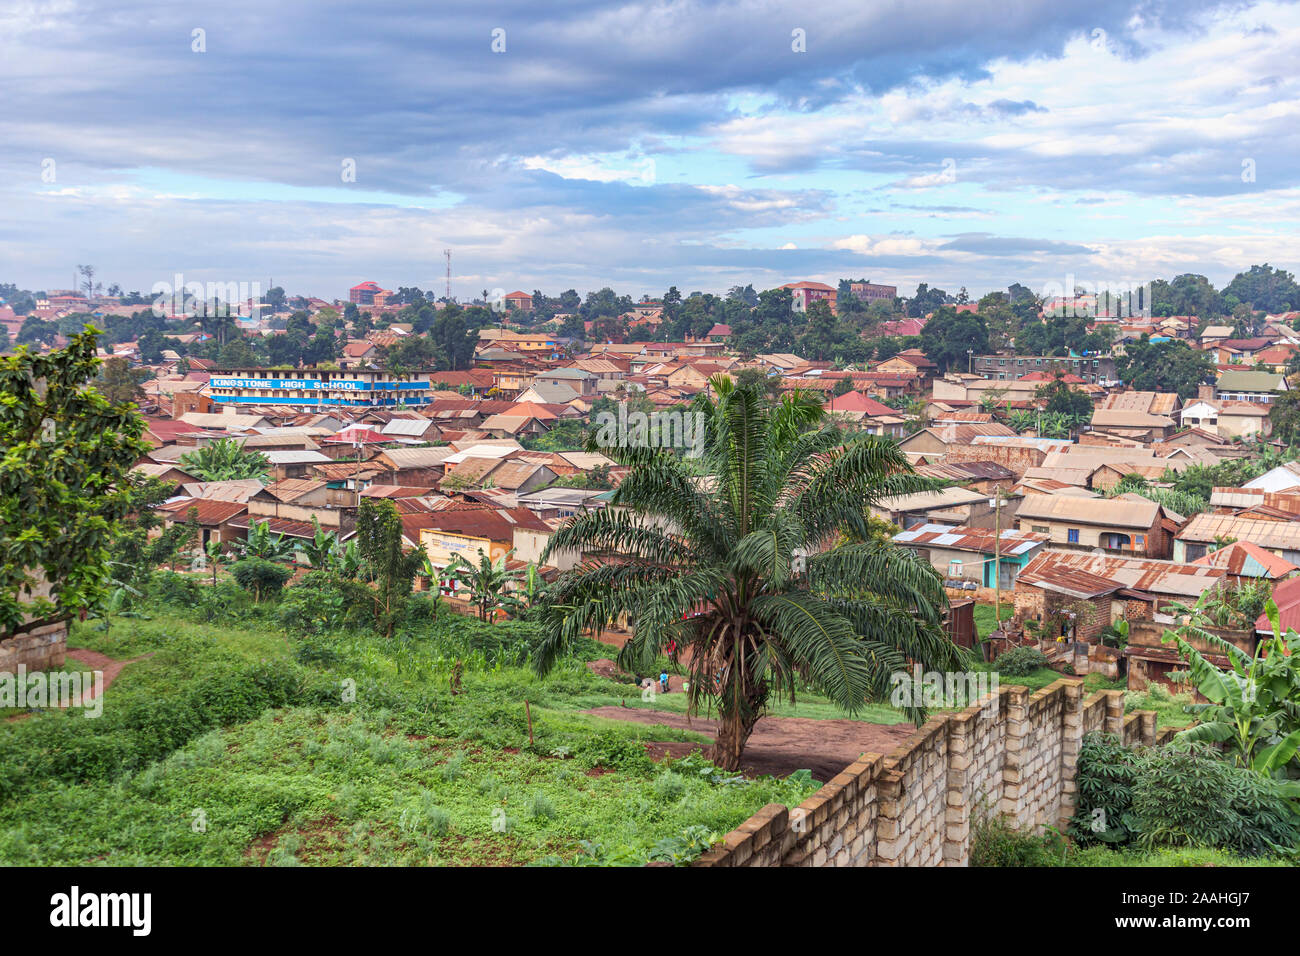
948 559 963 578
1031 525 1049 534
1067 528 1080 543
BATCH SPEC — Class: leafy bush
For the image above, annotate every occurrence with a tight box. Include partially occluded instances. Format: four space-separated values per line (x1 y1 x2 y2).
1130 746 1298 854
1071 733 1300 855
1070 733 1141 845
971 815 1068 866
993 646 1050 677
230 558 293 601
0 659 318 802
148 571 203 607
574 731 654 773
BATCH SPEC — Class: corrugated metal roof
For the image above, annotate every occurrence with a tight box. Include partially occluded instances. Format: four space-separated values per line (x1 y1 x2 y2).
892 523 1048 555
1177 513 1300 549
378 447 457 467
159 498 249 525
1210 487 1300 516
1016 493 1158 529
1191 541 1299 579
1018 550 1228 598
264 450 333 465
878 486 987 513
381 418 435 436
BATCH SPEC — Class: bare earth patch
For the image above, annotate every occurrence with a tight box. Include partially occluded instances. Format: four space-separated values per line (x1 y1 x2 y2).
582 706 918 781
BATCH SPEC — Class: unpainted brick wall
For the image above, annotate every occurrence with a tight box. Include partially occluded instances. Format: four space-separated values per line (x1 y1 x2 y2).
695 682 1154 868
0 620 68 673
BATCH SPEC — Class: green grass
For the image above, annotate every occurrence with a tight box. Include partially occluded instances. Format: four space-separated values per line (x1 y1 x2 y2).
972 603 1012 641
567 681 911 725
0 707 814 866
1123 684 1198 729
972 817 1290 867
0 608 823 866
969 661 1123 696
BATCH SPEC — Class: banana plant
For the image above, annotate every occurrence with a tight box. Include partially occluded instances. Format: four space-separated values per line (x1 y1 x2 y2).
239 519 295 561
302 516 340 569
204 539 225 586
442 550 525 621
500 561 548 619
333 538 362 579
1169 598 1300 778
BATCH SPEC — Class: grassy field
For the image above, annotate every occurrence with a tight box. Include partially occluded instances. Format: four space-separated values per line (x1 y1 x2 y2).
0 582 1209 866
0 608 821 866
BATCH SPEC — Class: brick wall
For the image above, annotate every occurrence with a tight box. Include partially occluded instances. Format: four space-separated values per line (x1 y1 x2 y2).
695 681 1157 868
0 620 68 673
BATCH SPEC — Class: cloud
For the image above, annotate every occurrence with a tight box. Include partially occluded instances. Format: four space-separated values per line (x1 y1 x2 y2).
0 0 1296 298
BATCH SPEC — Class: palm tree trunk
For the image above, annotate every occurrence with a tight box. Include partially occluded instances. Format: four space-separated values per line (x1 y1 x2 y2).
710 704 761 772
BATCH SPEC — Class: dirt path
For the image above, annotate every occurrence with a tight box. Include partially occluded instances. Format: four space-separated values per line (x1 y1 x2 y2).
65 649 154 702
5 649 153 721
583 705 918 780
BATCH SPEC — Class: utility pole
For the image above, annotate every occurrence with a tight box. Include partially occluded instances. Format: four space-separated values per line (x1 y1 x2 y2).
967 348 973 375
992 484 1004 627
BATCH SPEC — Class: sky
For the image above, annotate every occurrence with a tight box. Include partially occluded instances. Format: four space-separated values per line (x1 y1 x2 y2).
2 0 1298 303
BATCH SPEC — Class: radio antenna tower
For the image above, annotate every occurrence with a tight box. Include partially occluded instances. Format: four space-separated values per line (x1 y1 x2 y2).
444 249 451 303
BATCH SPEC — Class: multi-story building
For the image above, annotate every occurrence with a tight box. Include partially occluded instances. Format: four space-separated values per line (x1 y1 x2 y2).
848 281 897 304
781 281 836 313
208 367 436 408
349 281 383 305
970 354 1116 384
503 291 534 311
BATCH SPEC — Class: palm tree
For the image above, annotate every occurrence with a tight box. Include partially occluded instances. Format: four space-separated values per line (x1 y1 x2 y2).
536 378 961 771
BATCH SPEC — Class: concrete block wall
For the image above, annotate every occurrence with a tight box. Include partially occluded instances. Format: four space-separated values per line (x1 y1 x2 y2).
0 619 68 673
695 679 1159 868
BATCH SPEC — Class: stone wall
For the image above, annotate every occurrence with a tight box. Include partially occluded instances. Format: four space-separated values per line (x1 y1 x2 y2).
0 619 68 673
695 680 1159 868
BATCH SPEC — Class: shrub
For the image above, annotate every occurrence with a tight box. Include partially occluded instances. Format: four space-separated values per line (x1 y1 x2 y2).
1130 746 1299 854
1070 733 1141 845
1071 733 1300 855
575 730 654 773
971 815 1068 866
148 571 203 607
0 659 314 802
993 646 1050 677
230 558 293 601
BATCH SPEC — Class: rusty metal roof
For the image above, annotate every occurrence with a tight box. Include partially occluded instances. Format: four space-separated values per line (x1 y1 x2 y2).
893 523 1048 556
1176 513 1300 549
1018 550 1227 599
1016 493 1158 529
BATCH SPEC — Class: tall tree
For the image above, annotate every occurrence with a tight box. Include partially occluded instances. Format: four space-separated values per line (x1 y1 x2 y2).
536 378 959 771
355 498 426 638
1 330 150 636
